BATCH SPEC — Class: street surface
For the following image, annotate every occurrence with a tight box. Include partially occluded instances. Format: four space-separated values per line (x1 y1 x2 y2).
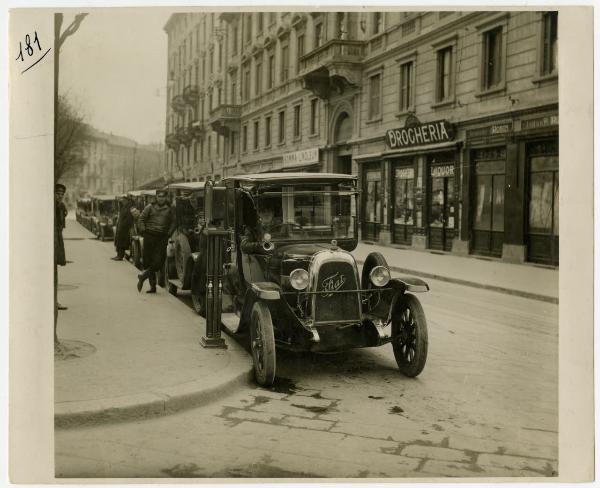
55 220 558 479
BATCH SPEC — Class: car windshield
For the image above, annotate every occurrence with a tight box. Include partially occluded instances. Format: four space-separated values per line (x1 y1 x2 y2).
254 184 357 241
98 201 115 214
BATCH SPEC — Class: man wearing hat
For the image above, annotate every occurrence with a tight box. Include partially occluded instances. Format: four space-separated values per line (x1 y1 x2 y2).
111 195 134 261
136 189 175 293
55 183 68 336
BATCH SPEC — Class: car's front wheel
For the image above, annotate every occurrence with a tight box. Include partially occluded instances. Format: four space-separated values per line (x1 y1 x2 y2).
250 302 276 387
391 293 428 377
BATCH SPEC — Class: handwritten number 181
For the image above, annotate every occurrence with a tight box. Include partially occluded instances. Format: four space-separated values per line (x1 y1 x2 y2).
16 32 42 62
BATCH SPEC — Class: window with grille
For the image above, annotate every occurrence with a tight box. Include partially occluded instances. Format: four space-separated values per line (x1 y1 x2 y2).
483 27 503 89
369 74 381 120
281 43 289 82
436 47 452 101
267 51 275 89
293 105 301 139
265 116 272 146
310 98 319 135
242 125 248 152
399 61 413 111
255 60 262 96
541 12 558 75
278 111 286 143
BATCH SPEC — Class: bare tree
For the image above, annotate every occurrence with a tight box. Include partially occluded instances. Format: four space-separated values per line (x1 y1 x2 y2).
55 94 88 182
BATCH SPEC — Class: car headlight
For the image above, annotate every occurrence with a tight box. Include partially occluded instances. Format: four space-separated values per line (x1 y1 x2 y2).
369 265 391 287
289 268 309 291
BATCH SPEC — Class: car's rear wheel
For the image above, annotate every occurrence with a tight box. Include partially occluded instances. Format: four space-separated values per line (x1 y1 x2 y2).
392 293 428 377
250 302 276 387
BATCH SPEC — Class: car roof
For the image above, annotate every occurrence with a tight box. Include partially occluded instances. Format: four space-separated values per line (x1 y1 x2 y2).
224 172 357 184
127 190 144 197
92 195 117 201
166 181 206 190
141 189 156 196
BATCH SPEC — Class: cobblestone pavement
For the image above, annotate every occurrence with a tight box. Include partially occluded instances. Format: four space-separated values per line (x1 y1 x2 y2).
56 274 557 479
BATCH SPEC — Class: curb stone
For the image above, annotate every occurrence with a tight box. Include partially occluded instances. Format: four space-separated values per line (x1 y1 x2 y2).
356 260 558 304
55 367 253 429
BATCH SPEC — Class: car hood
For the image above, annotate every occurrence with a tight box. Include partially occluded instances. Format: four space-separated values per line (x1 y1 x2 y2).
272 242 337 258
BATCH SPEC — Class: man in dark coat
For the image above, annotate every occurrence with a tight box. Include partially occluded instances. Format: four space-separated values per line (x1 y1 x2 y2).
55 183 68 344
111 195 134 261
136 189 176 293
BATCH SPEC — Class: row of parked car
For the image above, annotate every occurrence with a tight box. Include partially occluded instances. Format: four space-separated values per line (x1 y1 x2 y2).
75 174 431 386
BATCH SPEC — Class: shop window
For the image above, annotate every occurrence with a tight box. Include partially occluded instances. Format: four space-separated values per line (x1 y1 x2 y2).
365 171 382 223
394 169 415 225
310 98 319 135
540 12 558 76
368 73 382 120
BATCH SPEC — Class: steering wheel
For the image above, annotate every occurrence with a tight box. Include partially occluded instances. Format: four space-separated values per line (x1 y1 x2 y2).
268 223 310 238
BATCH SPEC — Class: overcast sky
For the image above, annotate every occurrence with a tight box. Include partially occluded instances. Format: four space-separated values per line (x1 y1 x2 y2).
59 9 169 145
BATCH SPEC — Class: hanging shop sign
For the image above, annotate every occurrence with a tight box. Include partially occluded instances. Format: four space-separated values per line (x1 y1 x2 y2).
282 147 320 168
386 120 455 150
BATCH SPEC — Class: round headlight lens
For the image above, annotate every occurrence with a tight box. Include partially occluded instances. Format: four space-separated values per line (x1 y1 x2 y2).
289 268 309 291
369 265 391 287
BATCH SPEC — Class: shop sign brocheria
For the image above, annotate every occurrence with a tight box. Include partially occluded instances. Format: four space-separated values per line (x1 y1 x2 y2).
386 120 455 150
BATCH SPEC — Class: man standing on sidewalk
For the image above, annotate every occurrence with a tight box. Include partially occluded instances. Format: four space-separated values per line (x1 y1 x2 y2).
111 195 134 261
136 189 175 293
55 183 68 345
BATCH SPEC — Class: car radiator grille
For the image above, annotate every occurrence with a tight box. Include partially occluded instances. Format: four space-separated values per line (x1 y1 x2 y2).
313 261 361 324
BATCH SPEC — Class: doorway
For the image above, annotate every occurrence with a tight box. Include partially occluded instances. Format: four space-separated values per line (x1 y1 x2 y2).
428 167 455 252
527 149 558 266
337 155 352 174
392 163 415 245
362 167 382 241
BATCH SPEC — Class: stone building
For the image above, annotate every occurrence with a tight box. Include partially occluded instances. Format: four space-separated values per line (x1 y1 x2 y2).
163 10 558 266
74 127 164 197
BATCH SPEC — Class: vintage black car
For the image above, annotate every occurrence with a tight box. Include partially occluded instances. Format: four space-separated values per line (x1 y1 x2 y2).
163 182 208 313
90 195 117 241
200 173 430 386
76 198 92 230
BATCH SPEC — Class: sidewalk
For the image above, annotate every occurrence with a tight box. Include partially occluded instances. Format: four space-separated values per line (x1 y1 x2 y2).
353 242 558 303
55 217 253 428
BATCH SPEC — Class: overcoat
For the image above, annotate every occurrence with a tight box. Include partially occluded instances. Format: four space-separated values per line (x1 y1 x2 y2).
114 200 134 250
55 201 67 266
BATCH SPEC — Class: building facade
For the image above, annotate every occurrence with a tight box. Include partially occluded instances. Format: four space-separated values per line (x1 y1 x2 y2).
72 127 164 198
164 10 558 266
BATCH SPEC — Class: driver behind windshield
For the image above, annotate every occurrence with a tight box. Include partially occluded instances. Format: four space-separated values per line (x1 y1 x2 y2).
240 197 281 255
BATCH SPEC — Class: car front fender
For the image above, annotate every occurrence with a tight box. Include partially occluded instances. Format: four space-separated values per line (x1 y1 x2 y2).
389 277 429 293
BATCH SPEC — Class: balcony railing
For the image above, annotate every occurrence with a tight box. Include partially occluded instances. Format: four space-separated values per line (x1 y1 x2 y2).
189 119 206 138
209 104 241 136
165 132 180 150
299 39 366 75
176 126 193 146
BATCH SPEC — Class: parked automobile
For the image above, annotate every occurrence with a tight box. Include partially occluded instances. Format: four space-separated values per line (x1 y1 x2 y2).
76 198 92 230
90 195 117 241
199 173 430 386
162 182 208 312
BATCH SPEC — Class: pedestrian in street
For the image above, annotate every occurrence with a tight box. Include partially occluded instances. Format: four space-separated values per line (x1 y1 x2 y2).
136 189 175 293
111 195 134 261
55 183 68 345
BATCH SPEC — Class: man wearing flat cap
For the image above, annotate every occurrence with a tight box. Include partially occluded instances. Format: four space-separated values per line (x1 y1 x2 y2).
136 189 175 293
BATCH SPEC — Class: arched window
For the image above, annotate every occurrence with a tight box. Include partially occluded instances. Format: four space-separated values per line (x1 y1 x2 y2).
334 112 352 143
